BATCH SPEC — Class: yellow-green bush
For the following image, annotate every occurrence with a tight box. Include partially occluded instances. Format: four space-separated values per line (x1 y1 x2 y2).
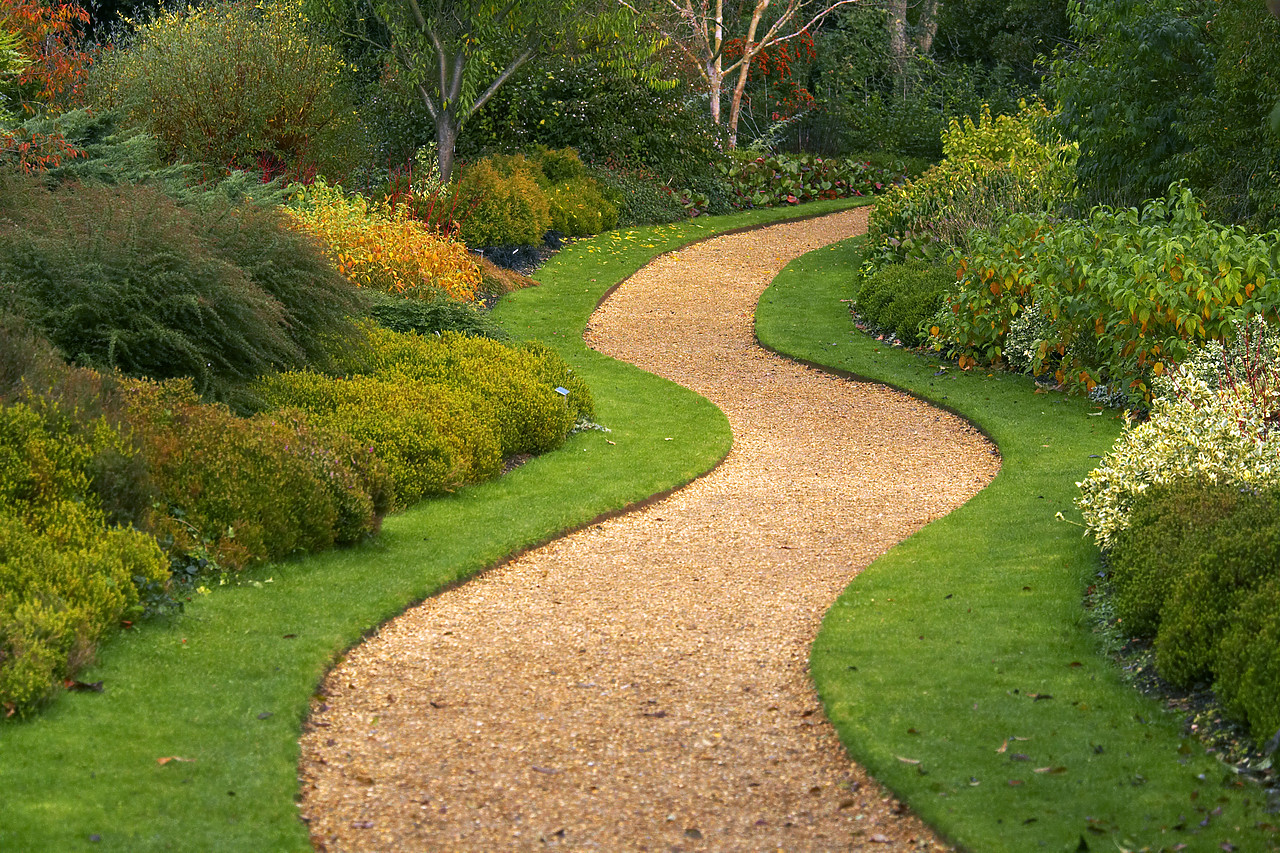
454 157 551 247
260 326 592 506
254 369 501 508
0 400 167 717
547 177 619 237
285 180 482 302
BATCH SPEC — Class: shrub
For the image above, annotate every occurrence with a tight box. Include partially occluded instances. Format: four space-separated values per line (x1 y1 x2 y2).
453 157 551 247
364 291 506 340
939 186 1280 401
88 0 362 178
853 262 954 347
124 377 391 570
0 175 362 405
867 102 1077 266
587 162 686 227
1077 365 1280 551
254 369 501 508
1105 479 1245 637
260 327 592 506
530 146 587 184
720 152 897 209
284 179 482 302
1215 578 1280 740
546 177 618 237
0 398 167 717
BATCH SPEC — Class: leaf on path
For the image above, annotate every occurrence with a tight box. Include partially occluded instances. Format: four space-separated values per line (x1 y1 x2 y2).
869 834 891 843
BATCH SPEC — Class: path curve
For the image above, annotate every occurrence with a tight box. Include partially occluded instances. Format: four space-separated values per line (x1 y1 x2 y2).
299 210 1000 851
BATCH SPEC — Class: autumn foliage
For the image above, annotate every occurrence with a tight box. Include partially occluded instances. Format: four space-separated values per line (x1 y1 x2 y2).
0 0 91 111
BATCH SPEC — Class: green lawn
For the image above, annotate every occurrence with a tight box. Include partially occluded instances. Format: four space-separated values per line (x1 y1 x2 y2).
757 238 1280 853
0 199 860 852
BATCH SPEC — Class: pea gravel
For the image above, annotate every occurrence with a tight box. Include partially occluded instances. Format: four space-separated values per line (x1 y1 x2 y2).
298 209 1000 851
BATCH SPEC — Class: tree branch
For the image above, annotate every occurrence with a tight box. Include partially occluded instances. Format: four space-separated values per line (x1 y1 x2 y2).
464 45 537 120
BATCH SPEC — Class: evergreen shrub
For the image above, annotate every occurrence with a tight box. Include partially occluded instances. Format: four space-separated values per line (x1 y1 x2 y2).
854 262 953 346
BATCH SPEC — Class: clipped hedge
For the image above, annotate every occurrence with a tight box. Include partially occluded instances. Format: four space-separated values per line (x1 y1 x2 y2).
125 377 393 571
1104 477 1280 739
257 326 592 506
853 261 953 347
546 177 618 237
454 157 551 247
720 152 896 209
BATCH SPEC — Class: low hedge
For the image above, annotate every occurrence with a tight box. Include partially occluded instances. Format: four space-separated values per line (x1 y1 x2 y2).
853 261 953 347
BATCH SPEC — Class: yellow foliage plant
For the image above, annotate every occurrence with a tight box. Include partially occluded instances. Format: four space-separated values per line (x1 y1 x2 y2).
285 180 482 302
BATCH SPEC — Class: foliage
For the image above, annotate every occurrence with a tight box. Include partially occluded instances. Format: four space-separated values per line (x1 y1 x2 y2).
452 156 551 247
853 261 953 347
0 0 91 113
285 179 481 302
1216 578 1280 741
364 290 506 340
0 175 362 406
867 102 1077 266
938 187 1280 402
545 176 617 237
587 162 686 227
0 396 167 717
307 0 662 182
89 0 363 179
124 376 392 571
257 327 590 507
1045 0 1280 227
0 25 25 120
1077 368 1280 551
1104 478 1280 739
720 151 896 209
934 0 1071 87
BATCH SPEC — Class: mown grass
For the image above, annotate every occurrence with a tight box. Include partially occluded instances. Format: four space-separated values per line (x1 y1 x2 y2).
0 199 860 852
757 238 1280 853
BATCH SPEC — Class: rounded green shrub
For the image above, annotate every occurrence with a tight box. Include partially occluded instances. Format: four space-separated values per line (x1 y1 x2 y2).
1215 578 1280 741
546 177 618 237
532 146 588 184
88 0 364 178
1107 479 1248 637
454 157 551 247
854 262 954 347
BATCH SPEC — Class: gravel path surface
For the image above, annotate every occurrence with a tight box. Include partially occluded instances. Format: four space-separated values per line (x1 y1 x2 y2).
299 209 1000 851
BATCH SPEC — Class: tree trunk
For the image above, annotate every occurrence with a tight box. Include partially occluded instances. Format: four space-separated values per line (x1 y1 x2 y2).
726 0 770 148
915 0 940 55
885 0 910 93
435 112 460 183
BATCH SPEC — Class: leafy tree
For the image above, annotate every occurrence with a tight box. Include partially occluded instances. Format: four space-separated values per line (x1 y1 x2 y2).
0 0 92 113
311 0 662 180
934 0 1071 88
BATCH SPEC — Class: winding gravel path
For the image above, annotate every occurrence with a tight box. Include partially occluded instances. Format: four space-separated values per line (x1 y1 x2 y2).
299 209 1000 851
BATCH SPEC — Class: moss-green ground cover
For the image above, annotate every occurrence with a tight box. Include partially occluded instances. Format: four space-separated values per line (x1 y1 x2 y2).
757 238 1280 853
0 200 859 852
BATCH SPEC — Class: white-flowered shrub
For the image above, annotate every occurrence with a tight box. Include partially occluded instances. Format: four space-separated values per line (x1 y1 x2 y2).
1077 325 1280 548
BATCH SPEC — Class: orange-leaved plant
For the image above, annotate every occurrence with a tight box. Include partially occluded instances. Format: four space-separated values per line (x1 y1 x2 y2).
284 180 481 302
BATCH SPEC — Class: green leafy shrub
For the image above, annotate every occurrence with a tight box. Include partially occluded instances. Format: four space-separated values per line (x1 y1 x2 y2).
0 398 167 717
88 0 363 178
939 187 1280 400
546 176 618 237
453 157 551 247
125 378 391 570
0 175 361 406
588 163 685 227
868 102 1077 266
530 146 587 184
364 291 507 340
1106 479 1245 637
853 262 954 347
1215 578 1280 740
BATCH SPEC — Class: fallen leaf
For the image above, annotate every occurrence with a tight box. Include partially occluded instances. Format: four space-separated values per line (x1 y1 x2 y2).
1008 779 1024 786
896 756 920 765
997 739 1008 754
64 680 104 693
869 833 891 843
1034 766 1068 775
156 757 195 765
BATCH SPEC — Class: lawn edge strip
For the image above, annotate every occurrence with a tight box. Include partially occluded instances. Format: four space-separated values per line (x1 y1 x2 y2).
0 200 861 853
755 238 1279 853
